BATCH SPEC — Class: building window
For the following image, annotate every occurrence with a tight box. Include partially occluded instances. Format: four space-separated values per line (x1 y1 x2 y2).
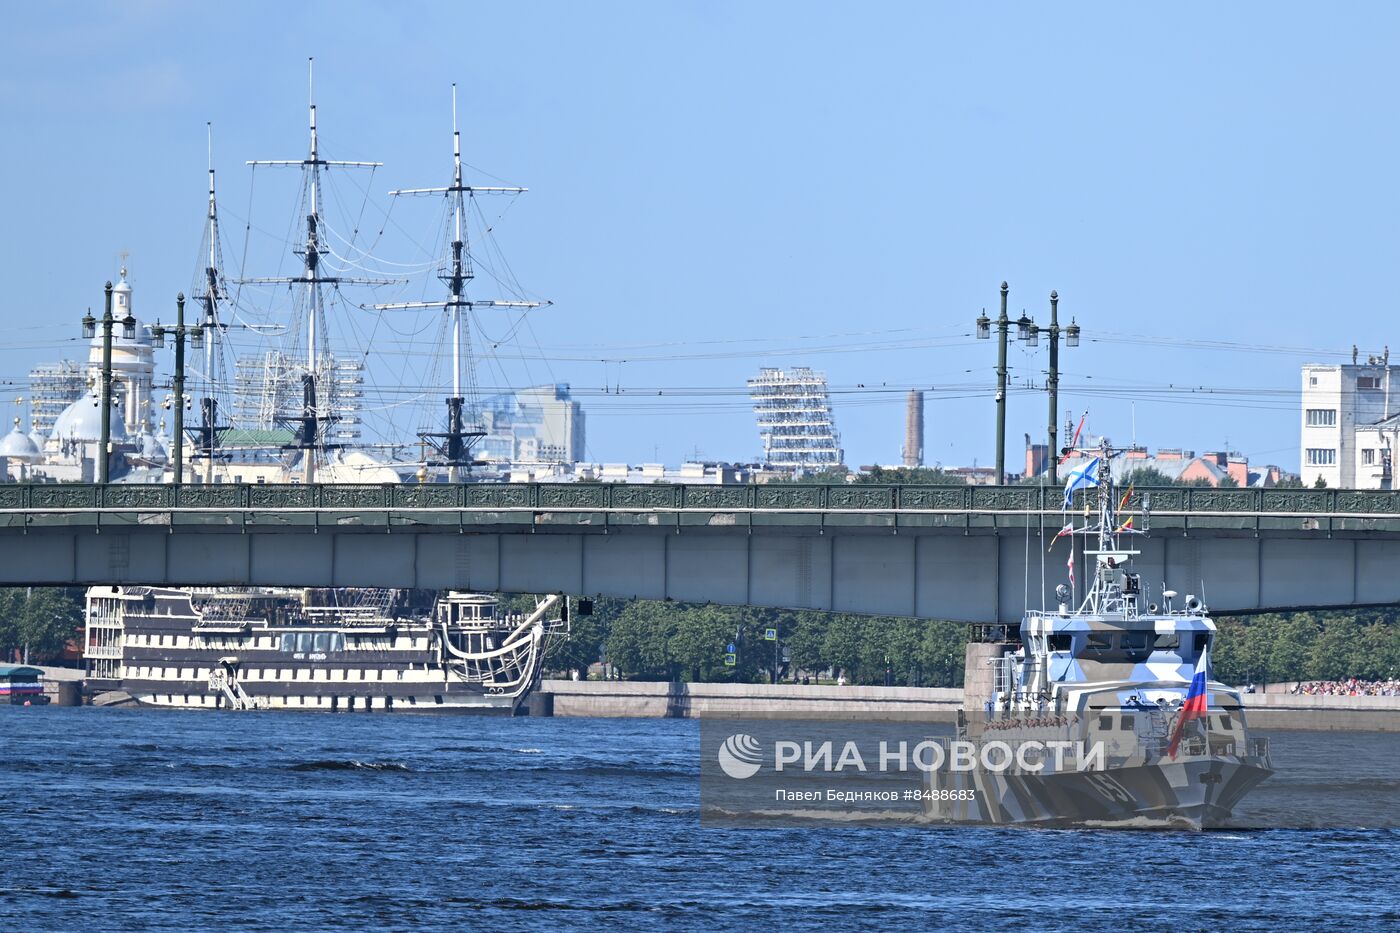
1306 448 1336 466
1358 376 1381 390
1309 376 1318 386
1364 449 1376 465
1305 409 1337 427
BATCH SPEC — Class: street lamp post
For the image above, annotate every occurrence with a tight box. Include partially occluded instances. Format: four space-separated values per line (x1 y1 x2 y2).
1042 291 1081 485
152 293 204 485
975 282 1012 484
976 284 1081 485
82 282 135 484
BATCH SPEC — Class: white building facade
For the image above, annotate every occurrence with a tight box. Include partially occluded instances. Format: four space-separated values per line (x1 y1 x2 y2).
748 366 844 473
476 385 585 467
1300 358 1400 488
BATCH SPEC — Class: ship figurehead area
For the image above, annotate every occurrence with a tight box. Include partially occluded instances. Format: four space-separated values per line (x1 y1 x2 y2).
83 586 566 715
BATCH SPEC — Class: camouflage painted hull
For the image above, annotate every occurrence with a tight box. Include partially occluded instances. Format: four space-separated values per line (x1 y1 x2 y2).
926 756 1273 830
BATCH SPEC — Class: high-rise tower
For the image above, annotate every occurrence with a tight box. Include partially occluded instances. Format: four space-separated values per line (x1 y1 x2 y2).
748 366 843 472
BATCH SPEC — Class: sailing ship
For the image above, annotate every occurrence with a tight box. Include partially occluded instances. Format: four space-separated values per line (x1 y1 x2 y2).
82 63 568 710
84 588 564 714
924 441 1273 829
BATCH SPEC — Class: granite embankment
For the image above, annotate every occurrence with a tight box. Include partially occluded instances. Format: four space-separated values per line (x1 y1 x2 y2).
538 679 1400 730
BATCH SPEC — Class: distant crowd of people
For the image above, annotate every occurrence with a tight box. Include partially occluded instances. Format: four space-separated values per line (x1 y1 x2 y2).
1289 678 1400 697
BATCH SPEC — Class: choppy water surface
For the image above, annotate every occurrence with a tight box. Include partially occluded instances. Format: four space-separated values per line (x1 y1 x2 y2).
1 708 1395 931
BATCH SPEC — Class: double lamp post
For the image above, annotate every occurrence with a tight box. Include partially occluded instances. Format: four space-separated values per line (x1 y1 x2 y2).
82 286 202 484
975 282 1080 485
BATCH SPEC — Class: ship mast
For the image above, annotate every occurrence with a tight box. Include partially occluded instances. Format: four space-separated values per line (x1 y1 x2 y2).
375 83 547 482
240 59 394 483
199 123 230 484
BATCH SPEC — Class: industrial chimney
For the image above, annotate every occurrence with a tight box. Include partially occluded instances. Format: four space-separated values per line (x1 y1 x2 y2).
902 390 924 467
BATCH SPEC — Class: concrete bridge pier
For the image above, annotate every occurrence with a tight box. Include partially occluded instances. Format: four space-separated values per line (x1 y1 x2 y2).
963 628 1017 712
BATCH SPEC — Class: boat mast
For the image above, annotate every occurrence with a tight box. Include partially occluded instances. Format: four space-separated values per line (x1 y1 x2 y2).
200 123 229 484
451 83 463 410
242 59 390 484
375 84 546 482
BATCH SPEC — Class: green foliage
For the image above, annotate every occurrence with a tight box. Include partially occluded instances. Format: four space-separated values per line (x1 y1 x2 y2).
0 588 85 662
528 592 977 685
546 596 622 679
854 466 967 486
763 468 850 485
1313 474 1328 488
765 466 968 486
1120 467 1177 487
1214 610 1399 684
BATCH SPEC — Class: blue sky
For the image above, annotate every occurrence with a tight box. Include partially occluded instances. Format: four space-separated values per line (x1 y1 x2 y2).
1 2 1395 470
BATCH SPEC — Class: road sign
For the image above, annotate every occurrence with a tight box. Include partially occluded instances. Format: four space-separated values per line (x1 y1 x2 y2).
727 642 736 654
764 628 777 641
724 652 737 667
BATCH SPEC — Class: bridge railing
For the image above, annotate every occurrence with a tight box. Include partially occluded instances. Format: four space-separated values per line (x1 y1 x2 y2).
1 482 1399 515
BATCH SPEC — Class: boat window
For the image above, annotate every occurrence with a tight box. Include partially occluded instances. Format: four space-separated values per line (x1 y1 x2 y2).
1219 714 1232 730
1049 633 1073 652
1193 633 1211 655
280 634 295 653
296 633 313 653
1086 633 1114 652
1121 632 1150 652
1097 715 1113 731
312 632 331 653
331 634 345 652
1119 716 1135 731
1153 633 1180 650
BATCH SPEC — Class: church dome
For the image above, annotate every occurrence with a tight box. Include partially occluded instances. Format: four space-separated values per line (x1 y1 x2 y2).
0 421 42 462
137 431 168 462
320 449 402 484
51 392 129 444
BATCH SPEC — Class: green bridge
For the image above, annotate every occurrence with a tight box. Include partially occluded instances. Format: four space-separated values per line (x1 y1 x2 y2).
0 483 1396 622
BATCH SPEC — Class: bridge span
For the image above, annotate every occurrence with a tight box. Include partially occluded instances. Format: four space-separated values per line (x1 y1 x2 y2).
2 483 1398 623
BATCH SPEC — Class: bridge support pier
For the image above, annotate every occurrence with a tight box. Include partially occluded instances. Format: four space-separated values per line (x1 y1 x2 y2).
963 633 1016 713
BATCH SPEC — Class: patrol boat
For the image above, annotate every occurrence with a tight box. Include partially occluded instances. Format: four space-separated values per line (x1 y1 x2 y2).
926 442 1273 829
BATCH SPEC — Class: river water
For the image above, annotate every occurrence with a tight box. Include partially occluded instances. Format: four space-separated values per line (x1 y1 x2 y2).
1 707 1395 931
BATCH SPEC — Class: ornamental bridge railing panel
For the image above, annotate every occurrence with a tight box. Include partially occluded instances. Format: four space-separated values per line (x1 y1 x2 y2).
0 485 1399 534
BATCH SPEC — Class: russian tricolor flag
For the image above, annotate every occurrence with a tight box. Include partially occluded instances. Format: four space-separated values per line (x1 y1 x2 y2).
1168 646 1211 759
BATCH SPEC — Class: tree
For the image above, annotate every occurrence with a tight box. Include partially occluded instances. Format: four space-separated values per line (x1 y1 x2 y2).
917 620 967 688
546 598 619 680
821 614 869 682
669 605 741 682
1352 622 1400 681
1120 467 1177 487
857 466 966 486
784 610 831 677
1265 614 1319 683
1306 615 1362 681
1313 475 1328 489
605 602 679 680
0 588 84 663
